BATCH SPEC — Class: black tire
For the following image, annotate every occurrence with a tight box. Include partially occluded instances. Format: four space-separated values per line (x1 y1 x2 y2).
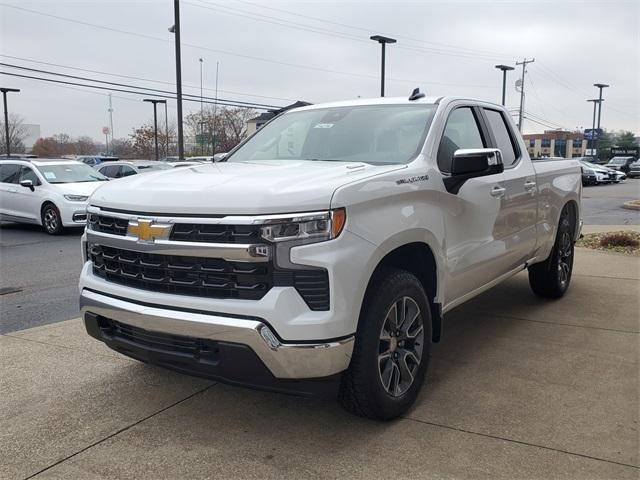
528 209 575 299
41 203 64 235
339 268 432 420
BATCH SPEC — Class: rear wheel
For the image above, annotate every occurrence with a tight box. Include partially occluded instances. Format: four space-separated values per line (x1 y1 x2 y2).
528 209 574 298
41 203 64 235
339 268 431 420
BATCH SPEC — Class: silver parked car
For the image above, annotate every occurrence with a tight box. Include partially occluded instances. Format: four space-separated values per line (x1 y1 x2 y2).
97 160 172 179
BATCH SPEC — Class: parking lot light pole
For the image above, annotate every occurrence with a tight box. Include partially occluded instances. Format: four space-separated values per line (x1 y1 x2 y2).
587 99 599 156
1 87 20 157
169 0 185 160
370 35 396 97
494 65 514 106
143 99 166 161
593 83 609 159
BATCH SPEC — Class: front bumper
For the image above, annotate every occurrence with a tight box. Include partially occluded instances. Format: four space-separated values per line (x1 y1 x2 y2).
60 199 89 227
80 289 354 383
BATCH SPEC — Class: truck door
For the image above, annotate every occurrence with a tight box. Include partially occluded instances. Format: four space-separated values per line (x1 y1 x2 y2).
481 108 538 272
437 106 508 305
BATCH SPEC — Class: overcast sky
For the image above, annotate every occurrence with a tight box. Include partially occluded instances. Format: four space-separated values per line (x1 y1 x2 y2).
1 0 638 141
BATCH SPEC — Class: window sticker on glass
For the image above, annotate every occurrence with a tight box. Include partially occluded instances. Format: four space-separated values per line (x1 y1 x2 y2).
313 123 334 129
43 171 57 180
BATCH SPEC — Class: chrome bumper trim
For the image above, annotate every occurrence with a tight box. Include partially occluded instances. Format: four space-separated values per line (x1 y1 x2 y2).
80 289 353 379
85 229 270 262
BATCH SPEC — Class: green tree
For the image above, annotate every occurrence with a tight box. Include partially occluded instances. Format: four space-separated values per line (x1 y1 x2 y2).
616 130 638 148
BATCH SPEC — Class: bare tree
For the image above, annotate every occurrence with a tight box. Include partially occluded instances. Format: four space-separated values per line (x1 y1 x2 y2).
75 136 98 155
185 106 257 155
0 113 28 154
129 120 177 159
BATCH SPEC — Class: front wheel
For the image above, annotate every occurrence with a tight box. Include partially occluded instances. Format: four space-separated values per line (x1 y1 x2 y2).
528 210 574 298
41 203 64 235
339 268 431 420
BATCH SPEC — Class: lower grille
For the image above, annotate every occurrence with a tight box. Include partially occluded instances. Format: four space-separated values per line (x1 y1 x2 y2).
89 214 128 236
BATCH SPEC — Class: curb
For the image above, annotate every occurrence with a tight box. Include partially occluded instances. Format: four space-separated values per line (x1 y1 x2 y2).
622 201 640 211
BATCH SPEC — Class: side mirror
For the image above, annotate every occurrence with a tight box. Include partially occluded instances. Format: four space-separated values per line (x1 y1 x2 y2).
444 148 504 194
213 153 228 162
20 179 35 191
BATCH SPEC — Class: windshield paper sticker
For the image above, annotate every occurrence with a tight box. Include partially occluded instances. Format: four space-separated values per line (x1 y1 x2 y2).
43 171 56 180
396 175 429 185
313 123 334 129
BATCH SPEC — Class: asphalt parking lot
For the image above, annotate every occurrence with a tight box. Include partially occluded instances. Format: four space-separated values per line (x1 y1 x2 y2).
1 178 639 479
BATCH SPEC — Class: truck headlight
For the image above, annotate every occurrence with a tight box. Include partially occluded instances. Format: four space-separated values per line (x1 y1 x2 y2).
64 194 89 202
260 208 346 244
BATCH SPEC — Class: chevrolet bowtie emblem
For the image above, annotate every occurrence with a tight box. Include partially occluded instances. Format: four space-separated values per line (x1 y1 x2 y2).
127 218 172 242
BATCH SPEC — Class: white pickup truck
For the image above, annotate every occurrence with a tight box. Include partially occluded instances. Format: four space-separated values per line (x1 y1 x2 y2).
79 95 582 420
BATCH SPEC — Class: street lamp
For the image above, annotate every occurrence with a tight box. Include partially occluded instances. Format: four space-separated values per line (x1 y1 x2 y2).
494 65 514 106
593 83 609 160
169 0 185 160
586 99 600 156
370 35 396 97
1 87 20 157
143 99 167 161
199 58 204 155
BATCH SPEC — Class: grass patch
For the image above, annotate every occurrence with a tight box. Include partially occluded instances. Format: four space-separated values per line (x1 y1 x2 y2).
577 230 640 255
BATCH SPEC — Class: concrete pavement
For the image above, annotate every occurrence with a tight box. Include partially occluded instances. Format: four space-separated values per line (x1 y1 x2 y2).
1 248 638 479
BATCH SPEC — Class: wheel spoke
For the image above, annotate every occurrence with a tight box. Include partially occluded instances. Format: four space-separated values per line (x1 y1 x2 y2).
380 357 394 391
391 363 401 395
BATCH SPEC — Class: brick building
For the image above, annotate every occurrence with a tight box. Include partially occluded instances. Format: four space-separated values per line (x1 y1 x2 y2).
522 130 586 158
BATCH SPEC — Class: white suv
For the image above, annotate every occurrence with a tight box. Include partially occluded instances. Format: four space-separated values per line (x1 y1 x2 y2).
0 159 108 234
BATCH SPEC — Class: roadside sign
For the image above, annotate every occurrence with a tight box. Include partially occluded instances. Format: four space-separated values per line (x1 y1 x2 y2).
611 147 639 157
102 126 110 135
583 128 603 140
585 149 597 156
195 134 208 145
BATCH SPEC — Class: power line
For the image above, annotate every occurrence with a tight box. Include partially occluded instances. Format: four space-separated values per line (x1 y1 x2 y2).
233 0 517 58
0 62 281 109
188 0 512 61
0 3 497 89
0 54 295 102
0 71 273 110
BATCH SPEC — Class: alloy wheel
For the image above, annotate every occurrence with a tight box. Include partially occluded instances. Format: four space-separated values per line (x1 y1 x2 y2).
558 230 573 287
44 207 59 233
378 296 424 397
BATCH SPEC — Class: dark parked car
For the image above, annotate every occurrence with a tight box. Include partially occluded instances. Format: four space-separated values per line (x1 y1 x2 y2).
628 161 640 178
606 156 636 174
77 155 119 167
97 160 172 179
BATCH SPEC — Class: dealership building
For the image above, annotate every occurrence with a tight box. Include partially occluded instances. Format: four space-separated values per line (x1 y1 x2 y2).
522 130 586 158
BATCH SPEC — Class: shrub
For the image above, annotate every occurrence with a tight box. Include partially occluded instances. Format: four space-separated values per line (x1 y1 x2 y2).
599 232 640 248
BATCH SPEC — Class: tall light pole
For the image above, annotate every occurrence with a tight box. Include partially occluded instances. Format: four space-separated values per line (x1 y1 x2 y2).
164 101 169 157
199 58 204 155
370 35 396 97
169 0 185 160
1 87 20 157
593 83 609 159
108 92 114 150
143 99 166 161
516 58 535 132
494 65 514 106
587 99 600 156
212 60 219 154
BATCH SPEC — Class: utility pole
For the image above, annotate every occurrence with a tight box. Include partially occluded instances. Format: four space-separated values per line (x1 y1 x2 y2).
108 93 114 152
199 58 204 155
370 35 396 97
143 99 166 161
1 87 20 157
212 61 219 154
587 99 600 156
516 58 535 132
164 101 169 157
494 65 514 106
169 0 185 160
593 83 609 159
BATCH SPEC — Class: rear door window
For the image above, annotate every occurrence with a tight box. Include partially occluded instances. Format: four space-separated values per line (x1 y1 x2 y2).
484 109 519 167
0 163 21 183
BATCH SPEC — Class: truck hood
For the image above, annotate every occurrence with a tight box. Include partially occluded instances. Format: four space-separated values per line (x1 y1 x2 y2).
89 160 405 215
52 180 108 196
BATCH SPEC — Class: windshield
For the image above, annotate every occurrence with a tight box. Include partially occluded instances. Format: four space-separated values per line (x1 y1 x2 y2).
581 161 601 169
608 157 628 164
229 104 438 165
37 163 108 183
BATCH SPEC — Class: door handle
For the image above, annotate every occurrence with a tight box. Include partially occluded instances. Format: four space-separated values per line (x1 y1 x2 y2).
524 181 537 191
490 186 506 198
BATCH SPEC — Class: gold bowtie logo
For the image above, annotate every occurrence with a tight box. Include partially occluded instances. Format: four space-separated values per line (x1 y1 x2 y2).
127 219 171 242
